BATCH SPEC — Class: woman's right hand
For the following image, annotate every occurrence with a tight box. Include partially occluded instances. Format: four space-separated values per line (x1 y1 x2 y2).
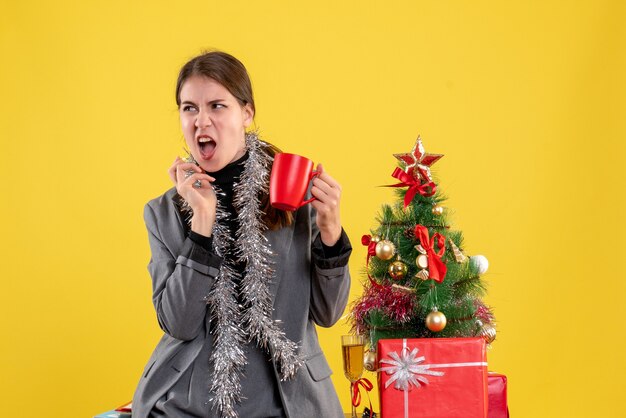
168 157 216 236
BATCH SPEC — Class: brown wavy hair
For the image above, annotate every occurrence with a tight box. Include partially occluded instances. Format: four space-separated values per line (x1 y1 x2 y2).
176 50 293 230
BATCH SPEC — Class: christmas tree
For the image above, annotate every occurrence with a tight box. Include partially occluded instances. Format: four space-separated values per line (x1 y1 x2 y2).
351 137 496 366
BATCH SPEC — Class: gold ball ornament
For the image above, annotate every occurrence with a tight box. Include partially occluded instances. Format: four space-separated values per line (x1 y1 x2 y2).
363 350 377 371
388 260 408 280
425 308 447 332
478 322 497 344
375 240 396 260
431 205 444 216
371 235 381 243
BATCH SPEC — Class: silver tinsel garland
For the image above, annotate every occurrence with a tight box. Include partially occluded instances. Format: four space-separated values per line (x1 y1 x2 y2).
205 188 246 417
234 133 303 381
181 132 303 418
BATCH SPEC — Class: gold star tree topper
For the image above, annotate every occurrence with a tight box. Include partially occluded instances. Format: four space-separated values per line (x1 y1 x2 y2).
393 136 444 182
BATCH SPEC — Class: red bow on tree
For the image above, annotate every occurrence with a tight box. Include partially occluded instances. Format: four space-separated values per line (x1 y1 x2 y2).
361 234 377 258
361 235 384 289
387 167 437 208
414 225 447 283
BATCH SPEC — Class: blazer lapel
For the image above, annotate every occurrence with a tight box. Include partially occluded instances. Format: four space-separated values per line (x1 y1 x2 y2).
265 222 295 305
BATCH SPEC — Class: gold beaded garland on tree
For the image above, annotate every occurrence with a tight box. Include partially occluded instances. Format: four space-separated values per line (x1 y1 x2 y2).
425 308 447 332
375 239 396 260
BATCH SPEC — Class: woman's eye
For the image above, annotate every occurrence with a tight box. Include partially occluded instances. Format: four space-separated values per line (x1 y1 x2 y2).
212 103 226 109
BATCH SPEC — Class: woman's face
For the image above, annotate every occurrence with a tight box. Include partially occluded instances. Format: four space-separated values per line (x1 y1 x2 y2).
179 75 254 173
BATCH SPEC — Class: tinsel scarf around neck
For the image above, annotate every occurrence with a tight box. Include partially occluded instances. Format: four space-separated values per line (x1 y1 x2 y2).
180 132 303 418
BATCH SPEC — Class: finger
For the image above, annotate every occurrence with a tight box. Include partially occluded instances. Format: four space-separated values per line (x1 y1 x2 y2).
311 196 339 219
181 173 214 188
168 157 183 185
170 159 199 179
179 175 215 195
311 199 323 213
311 185 340 210
313 177 341 200
176 163 204 185
188 178 210 189
310 185 330 202
316 170 341 190
176 162 203 173
311 197 331 212
316 163 325 176
312 177 338 196
169 156 192 170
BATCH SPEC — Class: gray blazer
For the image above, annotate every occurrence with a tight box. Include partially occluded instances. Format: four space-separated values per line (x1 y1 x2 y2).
132 188 351 418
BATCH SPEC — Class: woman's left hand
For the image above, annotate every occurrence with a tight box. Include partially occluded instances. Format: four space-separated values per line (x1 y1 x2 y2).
311 163 343 246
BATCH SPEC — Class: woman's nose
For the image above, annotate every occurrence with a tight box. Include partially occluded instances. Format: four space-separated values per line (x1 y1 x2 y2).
195 110 212 128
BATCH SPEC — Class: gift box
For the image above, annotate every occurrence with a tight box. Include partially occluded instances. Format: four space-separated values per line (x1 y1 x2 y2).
93 412 130 418
94 401 132 418
488 372 509 418
377 337 488 418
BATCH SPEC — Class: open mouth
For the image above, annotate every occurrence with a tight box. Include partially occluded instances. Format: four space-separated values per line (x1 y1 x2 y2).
198 137 217 160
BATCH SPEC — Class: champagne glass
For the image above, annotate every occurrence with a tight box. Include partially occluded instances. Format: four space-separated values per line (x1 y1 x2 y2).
341 334 366 418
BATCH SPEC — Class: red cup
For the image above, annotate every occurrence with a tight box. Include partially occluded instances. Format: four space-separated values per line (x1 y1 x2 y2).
270 153 318 211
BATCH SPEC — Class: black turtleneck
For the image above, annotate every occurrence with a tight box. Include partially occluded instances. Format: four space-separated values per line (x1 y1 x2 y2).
187 152 248 251
207 150 248 212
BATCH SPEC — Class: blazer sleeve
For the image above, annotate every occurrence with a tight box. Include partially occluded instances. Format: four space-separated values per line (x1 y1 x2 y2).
308 210 352 328
144 202 222 341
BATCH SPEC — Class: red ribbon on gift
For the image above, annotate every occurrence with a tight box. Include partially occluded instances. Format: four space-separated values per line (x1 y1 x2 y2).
352 377 374 416
386 167 437 208
414 225 447 283
361 235 385 289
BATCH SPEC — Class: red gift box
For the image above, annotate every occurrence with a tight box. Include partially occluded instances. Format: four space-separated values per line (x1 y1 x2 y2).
488 372 509 418
377 337 488 418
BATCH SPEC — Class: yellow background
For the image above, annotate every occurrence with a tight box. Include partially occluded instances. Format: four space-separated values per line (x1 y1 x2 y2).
1 1 624 417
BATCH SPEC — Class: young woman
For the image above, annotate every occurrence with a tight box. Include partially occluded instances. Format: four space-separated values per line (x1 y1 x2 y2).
132 51 352 418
